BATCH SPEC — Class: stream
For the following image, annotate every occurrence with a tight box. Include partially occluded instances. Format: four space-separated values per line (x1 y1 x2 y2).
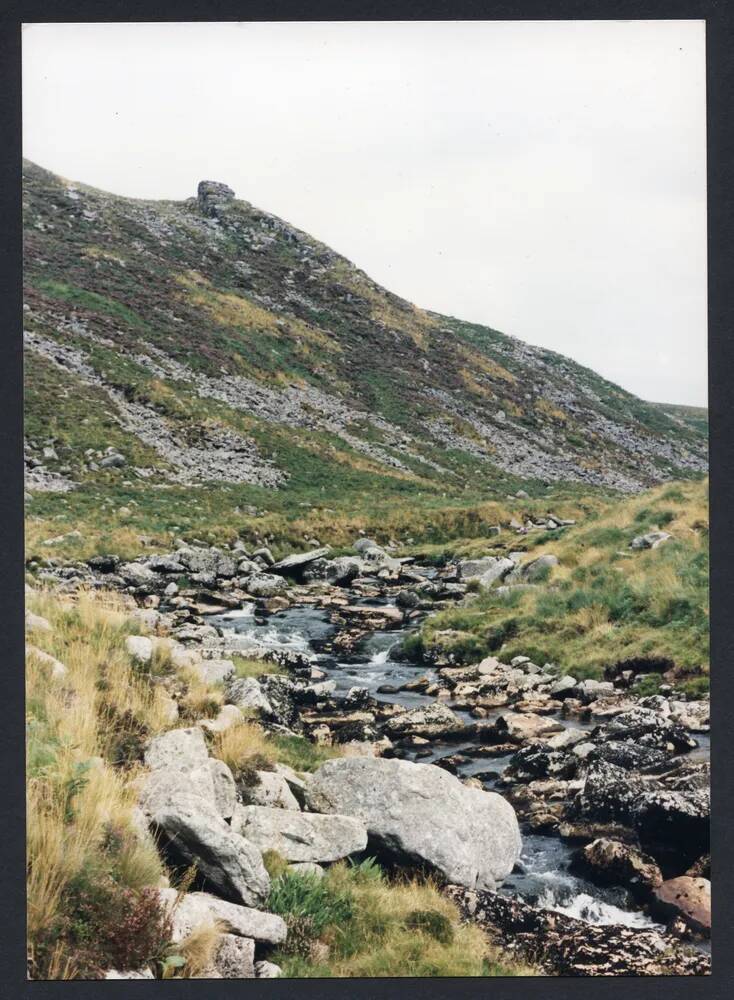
209 593 708 935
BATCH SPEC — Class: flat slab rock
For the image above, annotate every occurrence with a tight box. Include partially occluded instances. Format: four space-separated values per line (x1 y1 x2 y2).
305 756 521 890
272 547 331 572
157 888 287 945
232 804 367 863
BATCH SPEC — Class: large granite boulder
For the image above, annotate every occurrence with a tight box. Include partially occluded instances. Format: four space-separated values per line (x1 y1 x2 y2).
150 794 270 906
304 756 521 889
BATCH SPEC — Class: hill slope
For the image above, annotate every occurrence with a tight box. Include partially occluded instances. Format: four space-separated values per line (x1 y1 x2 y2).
23 160 706 553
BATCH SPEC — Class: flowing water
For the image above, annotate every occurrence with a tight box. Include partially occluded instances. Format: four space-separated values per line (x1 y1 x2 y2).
210 592 705 932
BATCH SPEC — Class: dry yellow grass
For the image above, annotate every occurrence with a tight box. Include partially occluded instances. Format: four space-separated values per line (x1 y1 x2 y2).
26 588 170 965
209 719 276 773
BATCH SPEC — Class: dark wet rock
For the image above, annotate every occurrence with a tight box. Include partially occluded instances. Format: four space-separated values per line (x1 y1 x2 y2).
446 886 709 976
259 676 302 731
87 554 120 573
632 787 710 868
570 838 662 897
505 745 579 782
585 741 672 772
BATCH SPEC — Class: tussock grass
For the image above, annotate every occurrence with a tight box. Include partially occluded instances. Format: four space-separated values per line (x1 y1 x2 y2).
232 655 279 679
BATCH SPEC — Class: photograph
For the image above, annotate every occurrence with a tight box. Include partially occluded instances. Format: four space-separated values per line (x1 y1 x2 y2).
22 18 710 980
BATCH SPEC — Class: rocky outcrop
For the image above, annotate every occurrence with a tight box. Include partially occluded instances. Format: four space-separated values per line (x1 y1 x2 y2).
305 756 521 889
197 180 235 217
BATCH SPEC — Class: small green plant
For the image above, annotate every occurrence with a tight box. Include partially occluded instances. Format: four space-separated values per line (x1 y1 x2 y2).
405 909 455 945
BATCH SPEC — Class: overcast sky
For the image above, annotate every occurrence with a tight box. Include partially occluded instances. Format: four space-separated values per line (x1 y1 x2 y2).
23 20 707 406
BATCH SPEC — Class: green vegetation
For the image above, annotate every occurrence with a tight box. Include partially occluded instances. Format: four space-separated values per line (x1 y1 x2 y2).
266 861 533 978
418 478 709 687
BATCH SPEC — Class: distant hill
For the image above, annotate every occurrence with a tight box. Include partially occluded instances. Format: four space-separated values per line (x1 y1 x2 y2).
23 159 706 517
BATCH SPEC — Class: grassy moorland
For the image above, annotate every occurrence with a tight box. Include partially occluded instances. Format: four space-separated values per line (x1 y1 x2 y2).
25 588 532 979
412 478 709 692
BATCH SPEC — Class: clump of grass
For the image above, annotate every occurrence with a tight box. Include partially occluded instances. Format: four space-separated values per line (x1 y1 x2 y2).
209 720 276 782
231 655 279 679
176 672 224 723
269 733 341 772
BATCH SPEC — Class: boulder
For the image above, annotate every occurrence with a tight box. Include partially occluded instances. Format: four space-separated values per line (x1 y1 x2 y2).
25 611 52 633
507 553 559 583
199 704 245 735
630 531 671 550
197 180 235 216
177 546 236 578
305 756 521 889
232 805 367 863
651 876 711 936
570 838 662 896
244 771 300 810
125 635 153 665
288 862 325 878
209 934 255 978
26 644 66 679
207 758 238 820
150 795 270 906
157 888 286 944
324 556 362 585
458 556 514 588
144 727 210 773
495 711 564 743
382 702 464 739
246 574 288 598
227 677 274 716
191 658 236 685
272 547 331 573
119 562 159 588
255 961 283 978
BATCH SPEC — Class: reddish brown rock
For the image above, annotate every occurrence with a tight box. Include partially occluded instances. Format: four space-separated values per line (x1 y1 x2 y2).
652 876 711 937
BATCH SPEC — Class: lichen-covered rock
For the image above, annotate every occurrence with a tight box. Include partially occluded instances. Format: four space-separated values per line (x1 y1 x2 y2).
305 756 521 889
382 702 464 739
151 795 270 906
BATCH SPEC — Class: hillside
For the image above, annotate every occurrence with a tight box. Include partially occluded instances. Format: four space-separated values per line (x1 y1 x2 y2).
23 159 706 556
